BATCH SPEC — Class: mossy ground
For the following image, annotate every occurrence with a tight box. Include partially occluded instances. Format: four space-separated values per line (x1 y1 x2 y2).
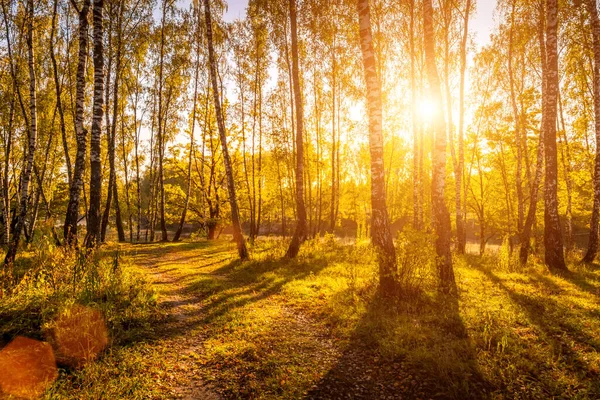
2 237 600 399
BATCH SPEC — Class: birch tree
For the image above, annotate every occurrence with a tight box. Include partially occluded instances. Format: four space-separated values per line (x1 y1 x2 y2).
356 0 397 296
84 0 105 248
204 0 249 260
423 0 456 293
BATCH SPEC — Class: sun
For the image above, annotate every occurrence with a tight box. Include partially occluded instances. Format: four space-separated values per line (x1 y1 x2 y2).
418 98 437 119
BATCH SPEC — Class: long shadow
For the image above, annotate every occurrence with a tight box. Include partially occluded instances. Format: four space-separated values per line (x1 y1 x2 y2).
121 242 332 351
473 265 600 397
560 264 600 298
151 256 331 342
124 240 490 399
305 290 490 399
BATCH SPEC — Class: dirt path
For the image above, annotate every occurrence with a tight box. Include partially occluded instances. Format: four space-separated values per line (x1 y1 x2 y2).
127 241 427 399
130 243 221 400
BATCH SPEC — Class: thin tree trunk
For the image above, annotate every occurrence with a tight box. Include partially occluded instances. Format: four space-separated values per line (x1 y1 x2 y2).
356 0 397 296
84 0 104 249
0 96 13 244
114 179 125 241
584 0 600 263
100 3 114 242
64 0 90 245
50 0 71 186
423 0 456 294
204 0 248 260
557 91 573 252
120 115 133 242
331 38 337 233
543 0 567 271
285 0 307 258
520 2 547 265
257 84 263 239
410 0 420 230
509 0 524 236
174 4 201 242
133 74 142 242
456 0 471 253
157 0 168 242
5 0 37 266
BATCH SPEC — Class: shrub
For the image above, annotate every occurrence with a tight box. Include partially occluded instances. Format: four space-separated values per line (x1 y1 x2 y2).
0 244 160 362
498 236 520 272
396 228 437 294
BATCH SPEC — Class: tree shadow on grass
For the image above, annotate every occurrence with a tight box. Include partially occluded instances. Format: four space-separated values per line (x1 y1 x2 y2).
473 265 600 397
135 251 331 346
305 290 490 400
559 264 600 297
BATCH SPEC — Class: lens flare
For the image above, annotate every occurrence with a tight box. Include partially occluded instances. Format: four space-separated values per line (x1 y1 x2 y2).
48 305 108 367
0 336 58 399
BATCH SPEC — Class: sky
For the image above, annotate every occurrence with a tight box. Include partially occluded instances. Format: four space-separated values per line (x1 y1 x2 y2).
223 0 248 22
471 0 497 49
222 0 498 48
156 0 498 145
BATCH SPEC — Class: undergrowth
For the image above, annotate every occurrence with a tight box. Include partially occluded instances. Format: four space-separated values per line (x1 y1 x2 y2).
3 234 600 399
0 238 162 398
175 235 600 399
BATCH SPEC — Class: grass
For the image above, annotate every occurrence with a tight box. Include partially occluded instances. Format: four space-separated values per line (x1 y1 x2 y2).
2 235 600 398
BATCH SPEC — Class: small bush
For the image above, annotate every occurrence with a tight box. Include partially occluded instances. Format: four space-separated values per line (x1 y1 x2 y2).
498 236 521 272
0 244 160 361
396 228 436 294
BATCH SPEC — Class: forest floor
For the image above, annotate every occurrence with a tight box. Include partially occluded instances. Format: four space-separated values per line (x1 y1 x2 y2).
2 237 600 399
123 239 432 399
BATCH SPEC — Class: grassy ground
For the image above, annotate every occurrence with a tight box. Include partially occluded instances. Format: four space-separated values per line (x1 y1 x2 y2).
2 237 600 398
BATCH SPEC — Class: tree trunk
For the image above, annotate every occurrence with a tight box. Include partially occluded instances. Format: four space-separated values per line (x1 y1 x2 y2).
4 0 37 266
285 0 308 258
423 0 456 294
84 0 104 249
456 0 471 253
557 91 573 252
509 0 524 237
50 0 71 186
64 0 90 246
356 0 397 296
410 0 420 230
157 0 168 242
134 76 142 242
331 39 337 233
520 2 547 266
120 110 133 242
101 1 124 243
543 0 567 271
204 0 249 260
173 3 201 242
114 180 125 241
584 0 600 263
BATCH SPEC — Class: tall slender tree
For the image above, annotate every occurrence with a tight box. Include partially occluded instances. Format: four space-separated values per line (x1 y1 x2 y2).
101 0 125 243
456 0 471 254
204 0 249 260
423 0 456 293
543 0 567 271
508 0 524 239
519 1 546 266
583 0 600 263
157 0 168 242
174 0 202 242
356 0 397 296
50 0 70 187
4 0 38 266
285 0 307 259
84 0 105 248
64 0 90 245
